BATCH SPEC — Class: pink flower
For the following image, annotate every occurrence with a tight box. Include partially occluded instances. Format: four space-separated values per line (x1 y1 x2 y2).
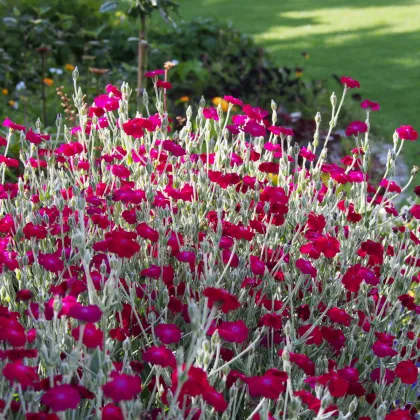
156 80 172 89
395 360 418 384
223 95 243 106
3 361 39 388
41 384 81 412
242 120 266 137
144 69 165 77
409 204 420 220
202 387 228 412
396 125 418 141
299 146 316 161
23 222 48 240
111 164 131 179
203 107 219 121
67 304 102 323
102 404 124 420
26 129 50 144
327 307 353 327
345 121 368 137
71 323 103 348
372 340 398 357
296 258 317 278
94 94 120 111
268 126 294 137
174 251 196 264
103 374 141 403
385 409 415 420
361 99 380 111
123 118 155 138
2 118 26 132
142 345 176 368
162 140 186 157
203 287 240 313
136 222 159 242
246 369 288 399
217 320 249 343
250 256 266 276
155 323 182 344
37 253 64 273
340 76 360 89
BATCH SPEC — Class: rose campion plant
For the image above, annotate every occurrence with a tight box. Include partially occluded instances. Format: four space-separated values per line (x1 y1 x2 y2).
0 71 418 419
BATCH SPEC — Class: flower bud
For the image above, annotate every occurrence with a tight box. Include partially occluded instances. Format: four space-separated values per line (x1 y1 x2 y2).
142 89 149 107
199 96 206 109
72 67 79 81
348 398 357 414
330 92 337 107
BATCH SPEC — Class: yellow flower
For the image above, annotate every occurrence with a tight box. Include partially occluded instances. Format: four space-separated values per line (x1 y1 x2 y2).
212 97 229 112
267 173 279 186
65 64 75 71
301 52 310 60
43 78 54 86
8 100 16 107
180 96 190 103
2 88 8 95
295 68 303 78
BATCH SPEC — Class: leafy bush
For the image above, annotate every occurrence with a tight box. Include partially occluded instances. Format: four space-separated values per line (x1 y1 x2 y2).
0 72 419 418
1 1 322 128
120 17 323 109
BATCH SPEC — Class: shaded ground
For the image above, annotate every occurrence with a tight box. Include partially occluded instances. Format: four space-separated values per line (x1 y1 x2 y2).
178 0 420 180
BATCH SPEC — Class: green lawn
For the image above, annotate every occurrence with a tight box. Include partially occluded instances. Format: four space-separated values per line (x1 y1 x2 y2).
178 0 420 177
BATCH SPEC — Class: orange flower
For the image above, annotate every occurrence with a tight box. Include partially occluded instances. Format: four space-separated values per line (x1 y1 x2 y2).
212 97 229 112
65 64 75 71
43 78 54 86
180 96 190 103
2 88 9 95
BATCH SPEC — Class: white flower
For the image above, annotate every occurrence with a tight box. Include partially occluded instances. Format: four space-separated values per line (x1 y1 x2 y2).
16 81 26 91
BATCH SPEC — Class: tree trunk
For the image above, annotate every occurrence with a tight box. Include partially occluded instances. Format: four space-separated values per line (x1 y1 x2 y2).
137 14 147 97
41 53 47 126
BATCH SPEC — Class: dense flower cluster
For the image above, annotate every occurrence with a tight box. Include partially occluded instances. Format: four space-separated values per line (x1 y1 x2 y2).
0 73 419 419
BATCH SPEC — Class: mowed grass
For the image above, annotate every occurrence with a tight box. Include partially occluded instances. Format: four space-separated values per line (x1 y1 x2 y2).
177 0 420 178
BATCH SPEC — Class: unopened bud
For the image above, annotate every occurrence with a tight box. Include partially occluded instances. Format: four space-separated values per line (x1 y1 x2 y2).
330 92 337 107
348 398 358 413
72 67 79 81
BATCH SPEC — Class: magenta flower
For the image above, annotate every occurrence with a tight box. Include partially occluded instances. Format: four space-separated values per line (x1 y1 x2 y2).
296 258 317 278
155 323 182 344
41 384 81 412
409 204 420 219
340 76 360 89
142 345 176 368
2 118 26 132
360 99 380 111
345 121 368 136
144 69 165 77
223 95 243 106
396 125 418 141
203 107 219 121
102 373 142 403
242 120 266 137
217 320 249 343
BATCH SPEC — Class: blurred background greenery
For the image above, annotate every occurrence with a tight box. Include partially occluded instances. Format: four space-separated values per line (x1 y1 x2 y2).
0 0 418 185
